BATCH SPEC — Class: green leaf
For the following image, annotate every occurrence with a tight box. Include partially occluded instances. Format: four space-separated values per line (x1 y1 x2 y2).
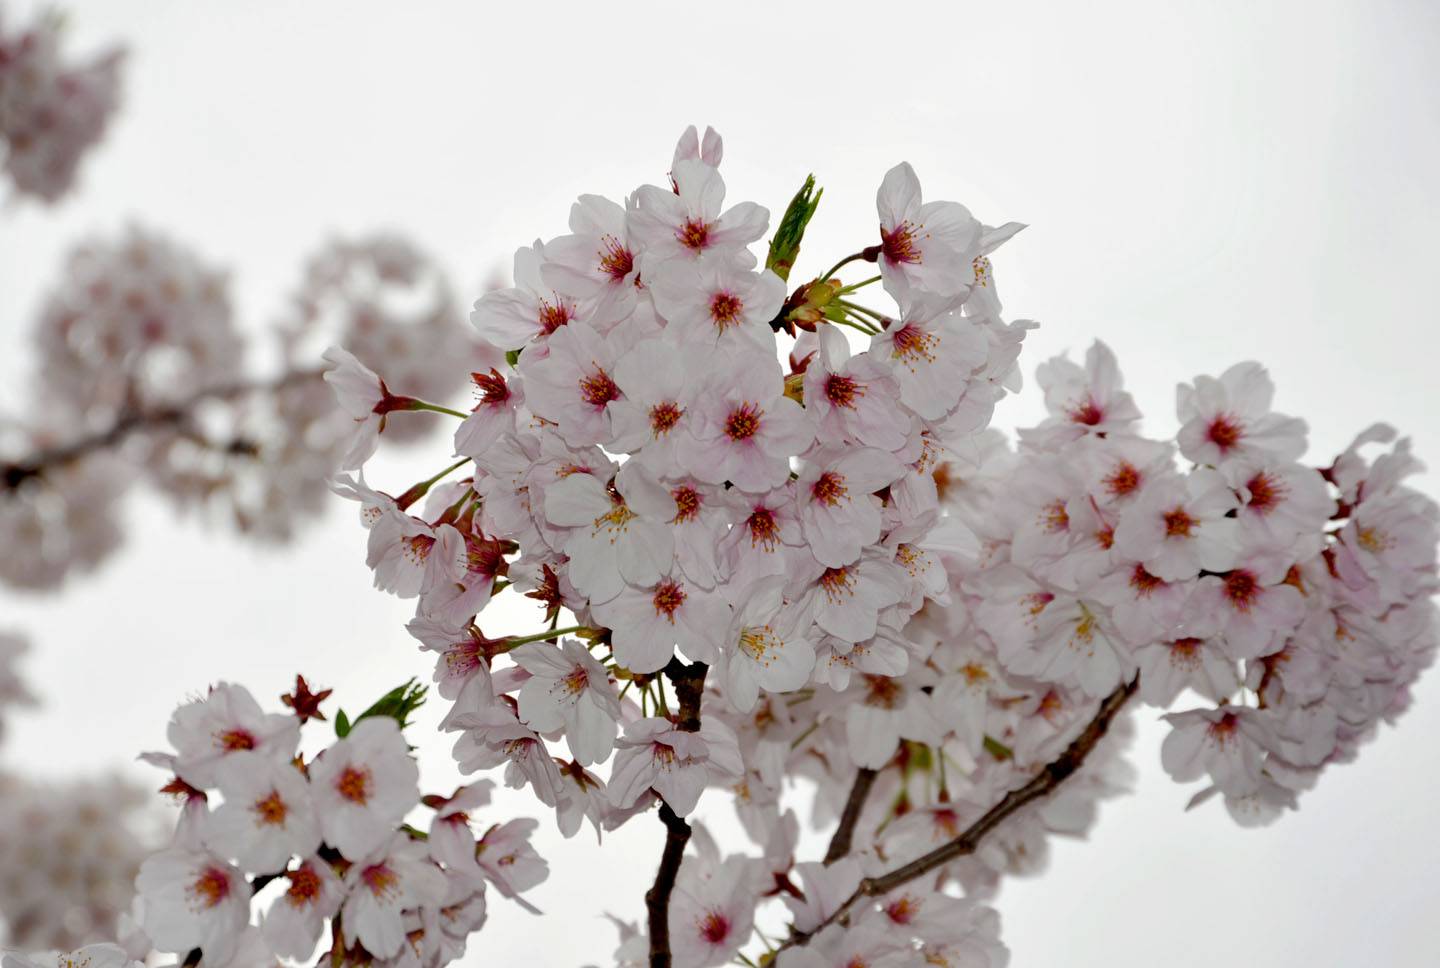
765 175 822 282
505 348 521 367
334 708 351 739
983 735 1014 761
352 678 429 732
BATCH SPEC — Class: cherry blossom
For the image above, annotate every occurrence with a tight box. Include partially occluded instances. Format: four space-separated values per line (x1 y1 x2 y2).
308 717 421 860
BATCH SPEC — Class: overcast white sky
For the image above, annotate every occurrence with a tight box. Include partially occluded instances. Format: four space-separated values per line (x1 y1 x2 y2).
2 1 1438 965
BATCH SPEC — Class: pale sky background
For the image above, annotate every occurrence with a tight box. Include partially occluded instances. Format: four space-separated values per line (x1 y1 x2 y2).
2 1 1438 965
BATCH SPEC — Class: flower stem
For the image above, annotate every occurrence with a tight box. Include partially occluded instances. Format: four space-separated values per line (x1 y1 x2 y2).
405 400 470 419
835 274 882 295
503 624 588 648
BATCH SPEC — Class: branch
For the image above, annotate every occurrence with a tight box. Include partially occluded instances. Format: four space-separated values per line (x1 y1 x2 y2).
645 658 709 968
775 677 1138 956
823 767 878 865
2 368 322 490
644 802 693 968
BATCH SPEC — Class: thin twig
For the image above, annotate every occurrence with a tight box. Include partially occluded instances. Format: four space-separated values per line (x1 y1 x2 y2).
823 767 878 865
645 658 709 968
774 677 1138 956
2 368 322 490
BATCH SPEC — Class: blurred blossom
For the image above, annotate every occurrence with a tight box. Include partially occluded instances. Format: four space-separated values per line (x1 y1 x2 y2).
0 4 122 203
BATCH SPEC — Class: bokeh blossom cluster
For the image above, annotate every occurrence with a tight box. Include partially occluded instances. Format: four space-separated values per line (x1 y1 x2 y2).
302 125 1437 967
1 226 489 589
0 634 159 955
0 5 121 203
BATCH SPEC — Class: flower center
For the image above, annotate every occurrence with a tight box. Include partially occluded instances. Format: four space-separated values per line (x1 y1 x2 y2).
747 508 779 548
336 765 372 805
537 298 572 334
709 292 743 328
825 373 863 409
1163 507 1196 537
653 580 686 620
215 728 255 752
598 235 634 281
885 895 918 925
811 471 849 507
820 565 855 602
880 220 922 265
1244 471 1285 513
738 625 783 664
253 790 288 826
189 867 231 909
560 666 589 695
698 912 730 944
472 368 510 406
672 486 700 523
285 865 322 908
594 501 637 534
579 368 620 408
1357 527 1392 553
1129 564 1164 596
1170 638 1203 667
724 403 762 441
1041 500 1069 533
1207 712 1239 745
403 534 434 567
891 322 938 365
1069 397 1104 426
1206 414 1244 452
362 863 400 899
863 674 901 709
678 218 710 251
649 401 683 436
1223 569 1259 611
1103 461 1142 497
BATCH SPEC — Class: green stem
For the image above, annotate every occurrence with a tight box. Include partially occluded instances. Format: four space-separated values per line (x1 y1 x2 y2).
820 252 867 282
838 299 886 323
832 315 878 336
408 400 469 419
835 274 882 295
502 624 588 649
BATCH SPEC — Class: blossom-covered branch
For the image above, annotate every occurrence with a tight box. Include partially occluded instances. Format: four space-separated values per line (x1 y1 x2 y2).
313 124 1434 968
776 677 1137 959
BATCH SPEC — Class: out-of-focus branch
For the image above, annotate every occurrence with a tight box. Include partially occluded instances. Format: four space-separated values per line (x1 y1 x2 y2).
645 658 709 968
774 677 1138 957
823 767 878 865
1 368 322 491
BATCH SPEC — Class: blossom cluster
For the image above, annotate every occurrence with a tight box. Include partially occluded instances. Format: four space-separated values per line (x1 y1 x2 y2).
125 678 544 968
930 345 1439 825
1 227 487 589
0 4 122 203
326 125 1438 966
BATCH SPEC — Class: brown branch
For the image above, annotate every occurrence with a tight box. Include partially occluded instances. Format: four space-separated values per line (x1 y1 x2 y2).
2 368 322 491
824 767 878 865
644 802 693 968
645 658 709 968
775 676 1138 956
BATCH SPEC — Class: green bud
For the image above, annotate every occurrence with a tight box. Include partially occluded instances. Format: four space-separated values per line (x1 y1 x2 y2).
765 175 822 282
